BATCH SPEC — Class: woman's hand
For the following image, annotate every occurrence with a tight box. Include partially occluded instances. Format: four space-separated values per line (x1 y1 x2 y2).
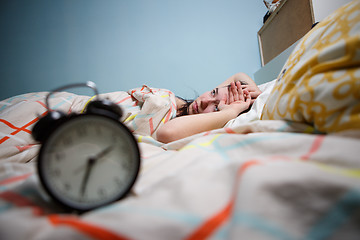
219 81 251 114
241 84 262 104
216 73 262 105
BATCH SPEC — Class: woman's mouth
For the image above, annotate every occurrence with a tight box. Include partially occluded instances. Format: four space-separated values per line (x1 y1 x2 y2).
193 101 199 114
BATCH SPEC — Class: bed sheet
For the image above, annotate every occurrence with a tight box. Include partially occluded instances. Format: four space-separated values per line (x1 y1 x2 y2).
0 84 360 240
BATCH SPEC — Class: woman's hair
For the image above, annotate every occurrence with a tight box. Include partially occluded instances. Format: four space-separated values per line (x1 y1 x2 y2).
176 96 194 117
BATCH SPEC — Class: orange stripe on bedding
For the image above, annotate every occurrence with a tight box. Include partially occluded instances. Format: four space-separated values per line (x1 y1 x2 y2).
35 100 47 109
22 111 48 130
300 135 325 161
185 200 234 240
163 107 172 123
0 191 44 215
0 111 47 144
116 96 131 104
0 136 10 144
0 119 31 134
149 118 154 135
0 173 32 185
238 160 260 175
130 90 136 96
185 160 261 240
16 144 36 152
224 128 236 134
48 215 132 240
11 115 42 135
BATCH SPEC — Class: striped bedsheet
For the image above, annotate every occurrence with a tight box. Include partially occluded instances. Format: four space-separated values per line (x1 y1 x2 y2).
0 85 359 240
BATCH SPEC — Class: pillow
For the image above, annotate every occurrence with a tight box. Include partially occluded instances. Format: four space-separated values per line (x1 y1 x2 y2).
261 0 360 134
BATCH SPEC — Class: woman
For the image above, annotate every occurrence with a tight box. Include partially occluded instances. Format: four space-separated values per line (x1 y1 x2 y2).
156 72 262 143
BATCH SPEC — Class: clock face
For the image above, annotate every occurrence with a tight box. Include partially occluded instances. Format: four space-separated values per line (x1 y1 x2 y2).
37 114 140 211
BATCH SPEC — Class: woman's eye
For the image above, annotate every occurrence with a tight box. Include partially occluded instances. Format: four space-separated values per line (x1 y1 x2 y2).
211 89 216 97
214 106 219 112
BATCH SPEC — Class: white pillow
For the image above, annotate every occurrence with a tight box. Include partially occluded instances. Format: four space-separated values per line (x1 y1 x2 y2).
225 79 277 128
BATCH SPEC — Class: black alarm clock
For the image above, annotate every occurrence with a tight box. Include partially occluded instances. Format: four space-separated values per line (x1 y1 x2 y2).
32 82 140 212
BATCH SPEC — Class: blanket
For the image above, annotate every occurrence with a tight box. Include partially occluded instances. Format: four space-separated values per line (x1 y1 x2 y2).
0 83 359 240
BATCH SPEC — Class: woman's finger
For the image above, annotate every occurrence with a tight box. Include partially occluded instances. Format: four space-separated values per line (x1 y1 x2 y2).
244 89 251 103
236 81 244 101
230 82 239 102
228 83 235 103
242 85 262 99
232 82 240 101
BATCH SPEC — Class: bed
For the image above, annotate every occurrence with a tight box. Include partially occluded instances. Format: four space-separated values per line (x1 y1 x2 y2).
1 1 359 239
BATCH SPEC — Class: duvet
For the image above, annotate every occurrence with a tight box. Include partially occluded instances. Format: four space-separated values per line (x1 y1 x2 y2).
0 82 359 240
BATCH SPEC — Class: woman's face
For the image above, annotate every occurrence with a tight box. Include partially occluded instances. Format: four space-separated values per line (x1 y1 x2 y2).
188 86 229 115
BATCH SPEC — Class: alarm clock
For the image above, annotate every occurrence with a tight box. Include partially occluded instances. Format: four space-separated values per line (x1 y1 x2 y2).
32 82 140 212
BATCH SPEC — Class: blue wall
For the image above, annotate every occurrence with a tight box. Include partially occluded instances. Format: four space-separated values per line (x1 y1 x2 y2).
0 0 266 100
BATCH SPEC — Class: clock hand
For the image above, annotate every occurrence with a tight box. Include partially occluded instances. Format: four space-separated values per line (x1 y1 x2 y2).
80 158 95 196
92 145 114 161
74 145 114 175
